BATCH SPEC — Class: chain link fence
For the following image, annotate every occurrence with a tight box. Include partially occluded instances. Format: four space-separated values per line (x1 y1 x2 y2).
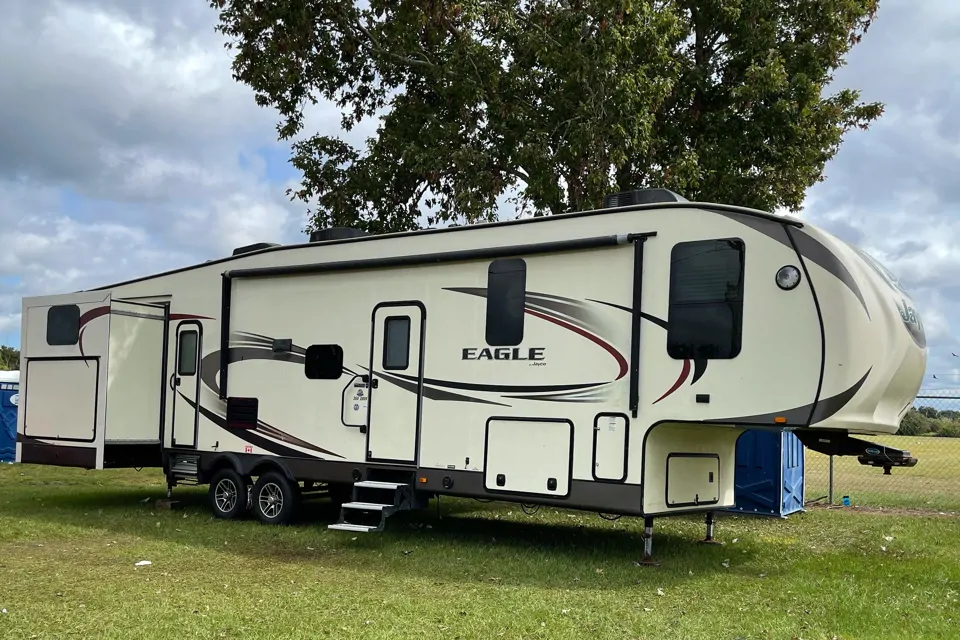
803 388 960 513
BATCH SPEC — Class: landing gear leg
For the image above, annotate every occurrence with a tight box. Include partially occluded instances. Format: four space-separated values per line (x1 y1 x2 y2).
637 516 660 566
699 511 722 545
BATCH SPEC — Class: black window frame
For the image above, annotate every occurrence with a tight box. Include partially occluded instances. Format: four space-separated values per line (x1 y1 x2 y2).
382 316 412 371
666 238 745 360
485 257 526 346
46 304 80 346
176 330 200 376
304 344 345 380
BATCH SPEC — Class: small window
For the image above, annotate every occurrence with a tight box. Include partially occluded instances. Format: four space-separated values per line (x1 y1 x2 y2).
486 258 526 346
177 330 199 376
666 239 745 360
305 344 344 380
383 316 411 370
47 304 80 346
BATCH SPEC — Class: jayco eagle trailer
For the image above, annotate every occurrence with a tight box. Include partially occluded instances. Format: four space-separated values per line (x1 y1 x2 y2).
16 189 926 559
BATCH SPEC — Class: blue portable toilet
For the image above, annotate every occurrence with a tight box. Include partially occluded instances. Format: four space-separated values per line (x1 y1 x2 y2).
726 429 805 517
0 370 19 463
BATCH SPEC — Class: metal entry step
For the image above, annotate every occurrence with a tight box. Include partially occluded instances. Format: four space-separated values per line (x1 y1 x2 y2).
327 477 424 533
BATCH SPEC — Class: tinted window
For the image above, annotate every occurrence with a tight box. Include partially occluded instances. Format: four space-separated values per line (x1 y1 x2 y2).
667 239 744 359
47 304 80 346
383 316 411 370
305 344 344 380
177 330 199 376
486 258 526 346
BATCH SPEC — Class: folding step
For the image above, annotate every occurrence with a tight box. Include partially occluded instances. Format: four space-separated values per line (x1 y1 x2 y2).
354 481 408 490
342 502 392 510
168 454 200 486
328 523 380 533
327 475 423 533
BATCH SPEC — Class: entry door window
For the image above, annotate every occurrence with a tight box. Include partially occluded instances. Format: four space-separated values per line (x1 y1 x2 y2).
177 330 199 376
383 316 411 370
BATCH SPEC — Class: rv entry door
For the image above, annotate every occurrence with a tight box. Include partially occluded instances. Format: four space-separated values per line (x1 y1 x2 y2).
169 321 202 448
366 303 425 465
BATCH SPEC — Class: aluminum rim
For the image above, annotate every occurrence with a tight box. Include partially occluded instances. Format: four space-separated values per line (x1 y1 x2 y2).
214 478 238 513
259 482 284 519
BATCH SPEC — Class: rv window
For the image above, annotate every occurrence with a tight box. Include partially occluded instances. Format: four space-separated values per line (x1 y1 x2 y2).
383 316 411 370
177 331 199 376
46 304 80 346
304 344 344 380
667 238 745 360
486 258 526 346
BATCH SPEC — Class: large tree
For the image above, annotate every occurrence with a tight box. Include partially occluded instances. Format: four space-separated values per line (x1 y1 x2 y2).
0 345 19 371
210 0 882 233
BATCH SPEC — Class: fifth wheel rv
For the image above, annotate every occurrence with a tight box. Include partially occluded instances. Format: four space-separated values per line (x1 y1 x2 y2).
15 189 926 560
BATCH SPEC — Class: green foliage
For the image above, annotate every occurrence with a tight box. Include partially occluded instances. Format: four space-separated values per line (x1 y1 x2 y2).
210 0 883 233
0 345 19 371
897 408 933 436
933 421 960 439
897 406 960 438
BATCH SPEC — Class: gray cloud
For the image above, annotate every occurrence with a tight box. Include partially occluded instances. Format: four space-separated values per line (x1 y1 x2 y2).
801 0 960 384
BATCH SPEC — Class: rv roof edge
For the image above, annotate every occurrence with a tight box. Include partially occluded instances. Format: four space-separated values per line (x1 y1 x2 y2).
222 233 638 280
89 200 797 292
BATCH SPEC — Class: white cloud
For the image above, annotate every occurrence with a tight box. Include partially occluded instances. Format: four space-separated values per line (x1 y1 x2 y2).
0 0 314 344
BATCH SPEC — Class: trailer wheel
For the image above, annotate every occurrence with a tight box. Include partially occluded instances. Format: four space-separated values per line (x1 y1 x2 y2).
251 470 298 525
209 468 248 520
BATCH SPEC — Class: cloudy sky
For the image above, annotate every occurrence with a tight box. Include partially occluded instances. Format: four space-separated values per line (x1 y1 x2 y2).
1 0 957 387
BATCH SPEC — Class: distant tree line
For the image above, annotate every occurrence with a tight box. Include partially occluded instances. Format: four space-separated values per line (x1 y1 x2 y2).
0 345 18 371
898 406 960 438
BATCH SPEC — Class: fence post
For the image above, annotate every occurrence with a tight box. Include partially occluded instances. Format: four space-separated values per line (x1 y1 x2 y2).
828 455 834 505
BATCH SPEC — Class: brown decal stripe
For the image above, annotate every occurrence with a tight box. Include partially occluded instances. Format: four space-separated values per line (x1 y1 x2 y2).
587 297 703 401
653 358 691 404
390 371 606 395
706 368 871 426
443 287 629 385
177 391 342 459
709 209 869 317
78 305 110 361
373 370 510 406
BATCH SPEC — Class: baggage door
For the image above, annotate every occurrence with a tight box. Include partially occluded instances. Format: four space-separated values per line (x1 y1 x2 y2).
366 303 425 464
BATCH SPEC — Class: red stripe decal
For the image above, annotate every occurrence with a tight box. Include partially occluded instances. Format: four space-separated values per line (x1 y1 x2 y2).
524 308 629 380
652 359 691 404
78 305 110 328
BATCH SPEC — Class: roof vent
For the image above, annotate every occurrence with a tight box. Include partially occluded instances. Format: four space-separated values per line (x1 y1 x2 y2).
232 242 281 256
308 226 370 243
602 188 688 209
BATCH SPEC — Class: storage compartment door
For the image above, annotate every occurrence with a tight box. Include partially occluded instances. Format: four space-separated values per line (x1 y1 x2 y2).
592 413 628 481
666 453 720 508
484 418 573 497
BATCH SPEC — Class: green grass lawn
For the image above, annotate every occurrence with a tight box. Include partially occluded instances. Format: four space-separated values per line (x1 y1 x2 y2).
1 464 959 639
804 435 960 512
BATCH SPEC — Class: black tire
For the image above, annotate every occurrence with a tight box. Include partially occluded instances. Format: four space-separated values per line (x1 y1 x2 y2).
251 470 298 525
209 468 248 520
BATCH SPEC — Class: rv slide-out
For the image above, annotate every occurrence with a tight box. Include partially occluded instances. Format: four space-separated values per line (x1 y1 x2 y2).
17 293 166 470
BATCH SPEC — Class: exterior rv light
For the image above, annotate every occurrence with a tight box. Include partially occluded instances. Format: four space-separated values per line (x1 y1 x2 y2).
775 265 801 290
